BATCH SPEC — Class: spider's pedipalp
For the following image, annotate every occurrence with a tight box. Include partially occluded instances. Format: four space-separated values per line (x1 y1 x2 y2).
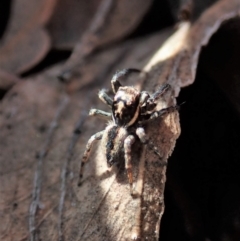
139 91 150 106
124 135 135 195
89 109 111 120
78 130 104 186
98 89 113 107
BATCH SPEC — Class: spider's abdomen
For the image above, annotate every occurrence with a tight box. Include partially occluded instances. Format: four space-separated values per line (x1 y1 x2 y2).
103 123 128 167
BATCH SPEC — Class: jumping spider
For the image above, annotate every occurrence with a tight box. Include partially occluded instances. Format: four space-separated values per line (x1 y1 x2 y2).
78 69 178 194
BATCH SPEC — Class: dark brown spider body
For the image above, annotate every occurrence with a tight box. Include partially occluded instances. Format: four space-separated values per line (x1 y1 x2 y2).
107 85 141 166
78 68 178 194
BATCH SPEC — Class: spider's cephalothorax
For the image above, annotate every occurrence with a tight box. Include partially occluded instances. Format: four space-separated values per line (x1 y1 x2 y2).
78 69 178 194
112 86 140 126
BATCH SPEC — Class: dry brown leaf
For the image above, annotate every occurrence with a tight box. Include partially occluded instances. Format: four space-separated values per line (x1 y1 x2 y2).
0 20 185 240
47 0 101 49
0 70 20 90
177 0 240 87
0 0 57 74
0 28 176 241
59 0 153 78
200 17 240 116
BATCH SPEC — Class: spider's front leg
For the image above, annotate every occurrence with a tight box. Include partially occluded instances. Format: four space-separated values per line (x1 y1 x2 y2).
150 83 170 103
148 105 179 122
98 89 113 107
111 69 142 93
140 105 179 125
124 135 136 195
89 109 111 120
141 84 171 114
78 130 104 186
136 127 167 165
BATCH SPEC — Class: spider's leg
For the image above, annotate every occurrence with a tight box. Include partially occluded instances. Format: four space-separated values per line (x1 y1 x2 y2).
111 69 142 93
151 83 171 102
98 89 113 107
136 127 167 165
149 105 179 121
140 105 179 124
124 135 136 195
89 109 111 120
78 130 104 186
144 84 171 112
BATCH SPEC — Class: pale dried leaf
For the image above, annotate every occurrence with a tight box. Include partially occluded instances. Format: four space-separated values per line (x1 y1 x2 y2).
0 29 174 241
47 0 100 49
178 0 240 87
60 0 153 77
0 70 20 90
0 0 57 74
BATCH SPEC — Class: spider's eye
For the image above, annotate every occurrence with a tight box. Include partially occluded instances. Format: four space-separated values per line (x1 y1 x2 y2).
112 87 140 126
